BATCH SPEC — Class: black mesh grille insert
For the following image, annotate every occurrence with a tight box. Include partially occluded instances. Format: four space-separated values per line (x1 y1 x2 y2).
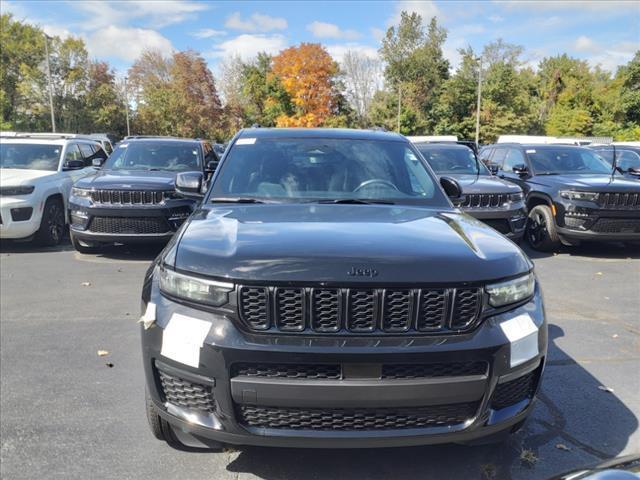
276 288 305 331
158 370 215 413
347 289 377 332
382 361 488 379
451 288 481 330
382 290 412 332
232 363 342 380
461 193 509 208
492 370 538 409
417 289 447 331
311 289 341 332
598 192 640 209
237 403 478 431
591 218 640 233
239 287 269 330
88 216 170 234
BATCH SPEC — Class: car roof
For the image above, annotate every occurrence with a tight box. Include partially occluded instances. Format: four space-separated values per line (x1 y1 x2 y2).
413 142 472 151
236 128 406 142
0 137 95 146
122 137 202 145
488 143 591 151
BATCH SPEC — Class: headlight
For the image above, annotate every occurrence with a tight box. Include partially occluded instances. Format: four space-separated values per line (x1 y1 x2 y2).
559 190 598 201
486 273 535 307
509 192 524 202
158 266 233 307
0 185 34 196
71 187 92 198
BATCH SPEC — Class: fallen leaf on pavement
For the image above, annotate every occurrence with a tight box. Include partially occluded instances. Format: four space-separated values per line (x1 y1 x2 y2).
97 350 109 356
612 334 618 338
520 449 538 466
81 281 91 286
555 443 571 451
106 362 114 368
595 272 603 276
598 385 614 393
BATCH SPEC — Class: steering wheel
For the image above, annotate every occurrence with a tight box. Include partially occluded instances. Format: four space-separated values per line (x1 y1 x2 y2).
353 179 399 193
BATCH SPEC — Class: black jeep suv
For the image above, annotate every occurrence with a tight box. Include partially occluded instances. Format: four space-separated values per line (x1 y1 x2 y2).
140 128 546 450
480 143 640 251
69 137 218 252
414 143 526 240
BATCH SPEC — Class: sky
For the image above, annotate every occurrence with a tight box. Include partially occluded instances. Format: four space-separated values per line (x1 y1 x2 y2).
4 0 640 75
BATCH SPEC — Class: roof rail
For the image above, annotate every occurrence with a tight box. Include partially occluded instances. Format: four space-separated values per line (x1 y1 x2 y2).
250 123 262 128
406 135 458 143
0 132 101 140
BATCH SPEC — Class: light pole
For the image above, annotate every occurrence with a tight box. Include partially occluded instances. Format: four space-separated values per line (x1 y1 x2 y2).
475 57 483 146
123 76 131 137
43 34 56 132
396 83 402 133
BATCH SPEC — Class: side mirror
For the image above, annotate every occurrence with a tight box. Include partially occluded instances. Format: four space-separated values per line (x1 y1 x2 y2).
628 167 640 177
176 172 204 199
440 176 463 200
63 159 85 170
92 158 104 167
512 164 529 177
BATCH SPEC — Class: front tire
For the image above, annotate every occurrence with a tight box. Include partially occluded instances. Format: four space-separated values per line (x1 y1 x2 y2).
145 390 182 448
36 197 65 246
526 205 561 252
70 231 102 254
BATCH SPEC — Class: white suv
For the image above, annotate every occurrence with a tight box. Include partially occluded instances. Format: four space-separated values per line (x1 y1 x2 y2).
0 133 106 245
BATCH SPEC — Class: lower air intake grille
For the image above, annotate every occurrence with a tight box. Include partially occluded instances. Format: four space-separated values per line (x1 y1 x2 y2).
237 403 478 431
491 370 538 410
382 361 488 379
88 216 170 234
232 363 342 380
158 370 215 413
590 218 640 233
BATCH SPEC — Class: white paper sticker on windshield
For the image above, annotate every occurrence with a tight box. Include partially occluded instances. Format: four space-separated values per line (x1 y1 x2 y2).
161 314 211 368
236 138 256 145
526 149 536 153
120 143 128 148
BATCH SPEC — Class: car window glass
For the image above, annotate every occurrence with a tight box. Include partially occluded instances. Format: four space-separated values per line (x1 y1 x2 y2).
104 142 113 155
491 148 507 166
78 143 95 166
594 149 614 164
618 150 640 170
503 148 526 172
417 146 486 175
64 144 83 163
212 138 445 206
527 148 611 174
104 142 202 171
0 143 61 171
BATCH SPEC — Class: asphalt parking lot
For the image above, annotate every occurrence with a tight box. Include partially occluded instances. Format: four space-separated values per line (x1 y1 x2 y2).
1 239 638 480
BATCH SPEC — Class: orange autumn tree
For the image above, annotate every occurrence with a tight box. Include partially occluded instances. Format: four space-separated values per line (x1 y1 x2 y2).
271 43 340 127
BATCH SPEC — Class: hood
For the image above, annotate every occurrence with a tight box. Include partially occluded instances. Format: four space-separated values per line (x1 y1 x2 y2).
531 174 640 191
75 169 177 190
170 204 532 284
0 168 57 185
451 174 522 194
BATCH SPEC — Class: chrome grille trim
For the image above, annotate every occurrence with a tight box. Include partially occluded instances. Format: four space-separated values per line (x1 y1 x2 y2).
237 286 484 335
459 193 510 209
89 189 168 205
597 192 640 209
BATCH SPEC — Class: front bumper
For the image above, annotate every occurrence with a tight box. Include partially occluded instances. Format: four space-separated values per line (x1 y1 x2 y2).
68 197 193 244
0 196 42 239
462 205 527 240
141 281 547 448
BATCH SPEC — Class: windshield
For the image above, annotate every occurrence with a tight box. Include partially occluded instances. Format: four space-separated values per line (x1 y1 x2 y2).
416 146 486 175
527 148 612 175
596 148 640 171
103 141 202 171
210 137 447 205
0 143 61 171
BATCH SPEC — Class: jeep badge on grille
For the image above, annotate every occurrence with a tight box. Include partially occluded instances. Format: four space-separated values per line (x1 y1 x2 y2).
347 267 378 277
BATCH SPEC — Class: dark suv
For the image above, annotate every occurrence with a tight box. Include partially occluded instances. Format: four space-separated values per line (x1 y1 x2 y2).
140 128 546 450
68 137 218 252
414 143 526 240
480 143 640 251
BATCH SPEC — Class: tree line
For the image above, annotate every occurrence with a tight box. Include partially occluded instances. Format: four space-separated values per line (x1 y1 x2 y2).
1 12 638 143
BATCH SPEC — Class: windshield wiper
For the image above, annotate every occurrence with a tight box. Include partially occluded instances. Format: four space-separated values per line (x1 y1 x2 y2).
315 198 395 205
535 172 560 175
210 197 266 204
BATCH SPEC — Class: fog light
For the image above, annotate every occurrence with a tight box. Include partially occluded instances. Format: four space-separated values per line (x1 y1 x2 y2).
564 217 587 229
10 207 33 221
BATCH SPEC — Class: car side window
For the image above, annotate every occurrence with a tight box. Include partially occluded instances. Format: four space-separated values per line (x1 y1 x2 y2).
594 148 614 163
503 148 526 172
64 144 83 165
103 142 113 155
78 143 95 166
480 148 493 164
491 148 507 168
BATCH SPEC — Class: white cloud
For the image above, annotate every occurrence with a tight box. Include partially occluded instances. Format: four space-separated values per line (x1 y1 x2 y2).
86 26 174 62
497 0 635 15
307 21 361 40
75 1 209 29
574 35 599 52
207 34 287 60
370 27 386 41
191 29 227 39
326 44 380 62
42 24 72 40
225 12 287 32
388 1 441 27
488 14 504 23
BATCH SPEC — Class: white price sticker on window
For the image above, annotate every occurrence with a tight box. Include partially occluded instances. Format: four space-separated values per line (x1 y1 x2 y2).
236 138 256 145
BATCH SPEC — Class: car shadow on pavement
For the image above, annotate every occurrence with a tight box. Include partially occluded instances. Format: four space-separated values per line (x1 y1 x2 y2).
223 324 638 480
0 237 75 254
521 241 640 260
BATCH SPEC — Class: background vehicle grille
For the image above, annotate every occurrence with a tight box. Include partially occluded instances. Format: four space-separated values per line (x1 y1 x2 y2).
597 192 640 209
460 193 509 208
590 218 640 233
158 370 215 413
90 189 167 205
237 286 483 335
88 216 170 234
237 403 478 431
491 370 538 410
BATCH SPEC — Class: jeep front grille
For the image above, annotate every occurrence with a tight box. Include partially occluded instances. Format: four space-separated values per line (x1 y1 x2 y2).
90 189 167 205
597 192 640 209
237 286 483 335
459 193 509 208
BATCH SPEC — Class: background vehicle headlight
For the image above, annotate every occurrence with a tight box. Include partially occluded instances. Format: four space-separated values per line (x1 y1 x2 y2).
0 185 35 196
559 190 598 201
71 187 92 198
486 273 535 307
158 266 233 307
509 192 524 202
